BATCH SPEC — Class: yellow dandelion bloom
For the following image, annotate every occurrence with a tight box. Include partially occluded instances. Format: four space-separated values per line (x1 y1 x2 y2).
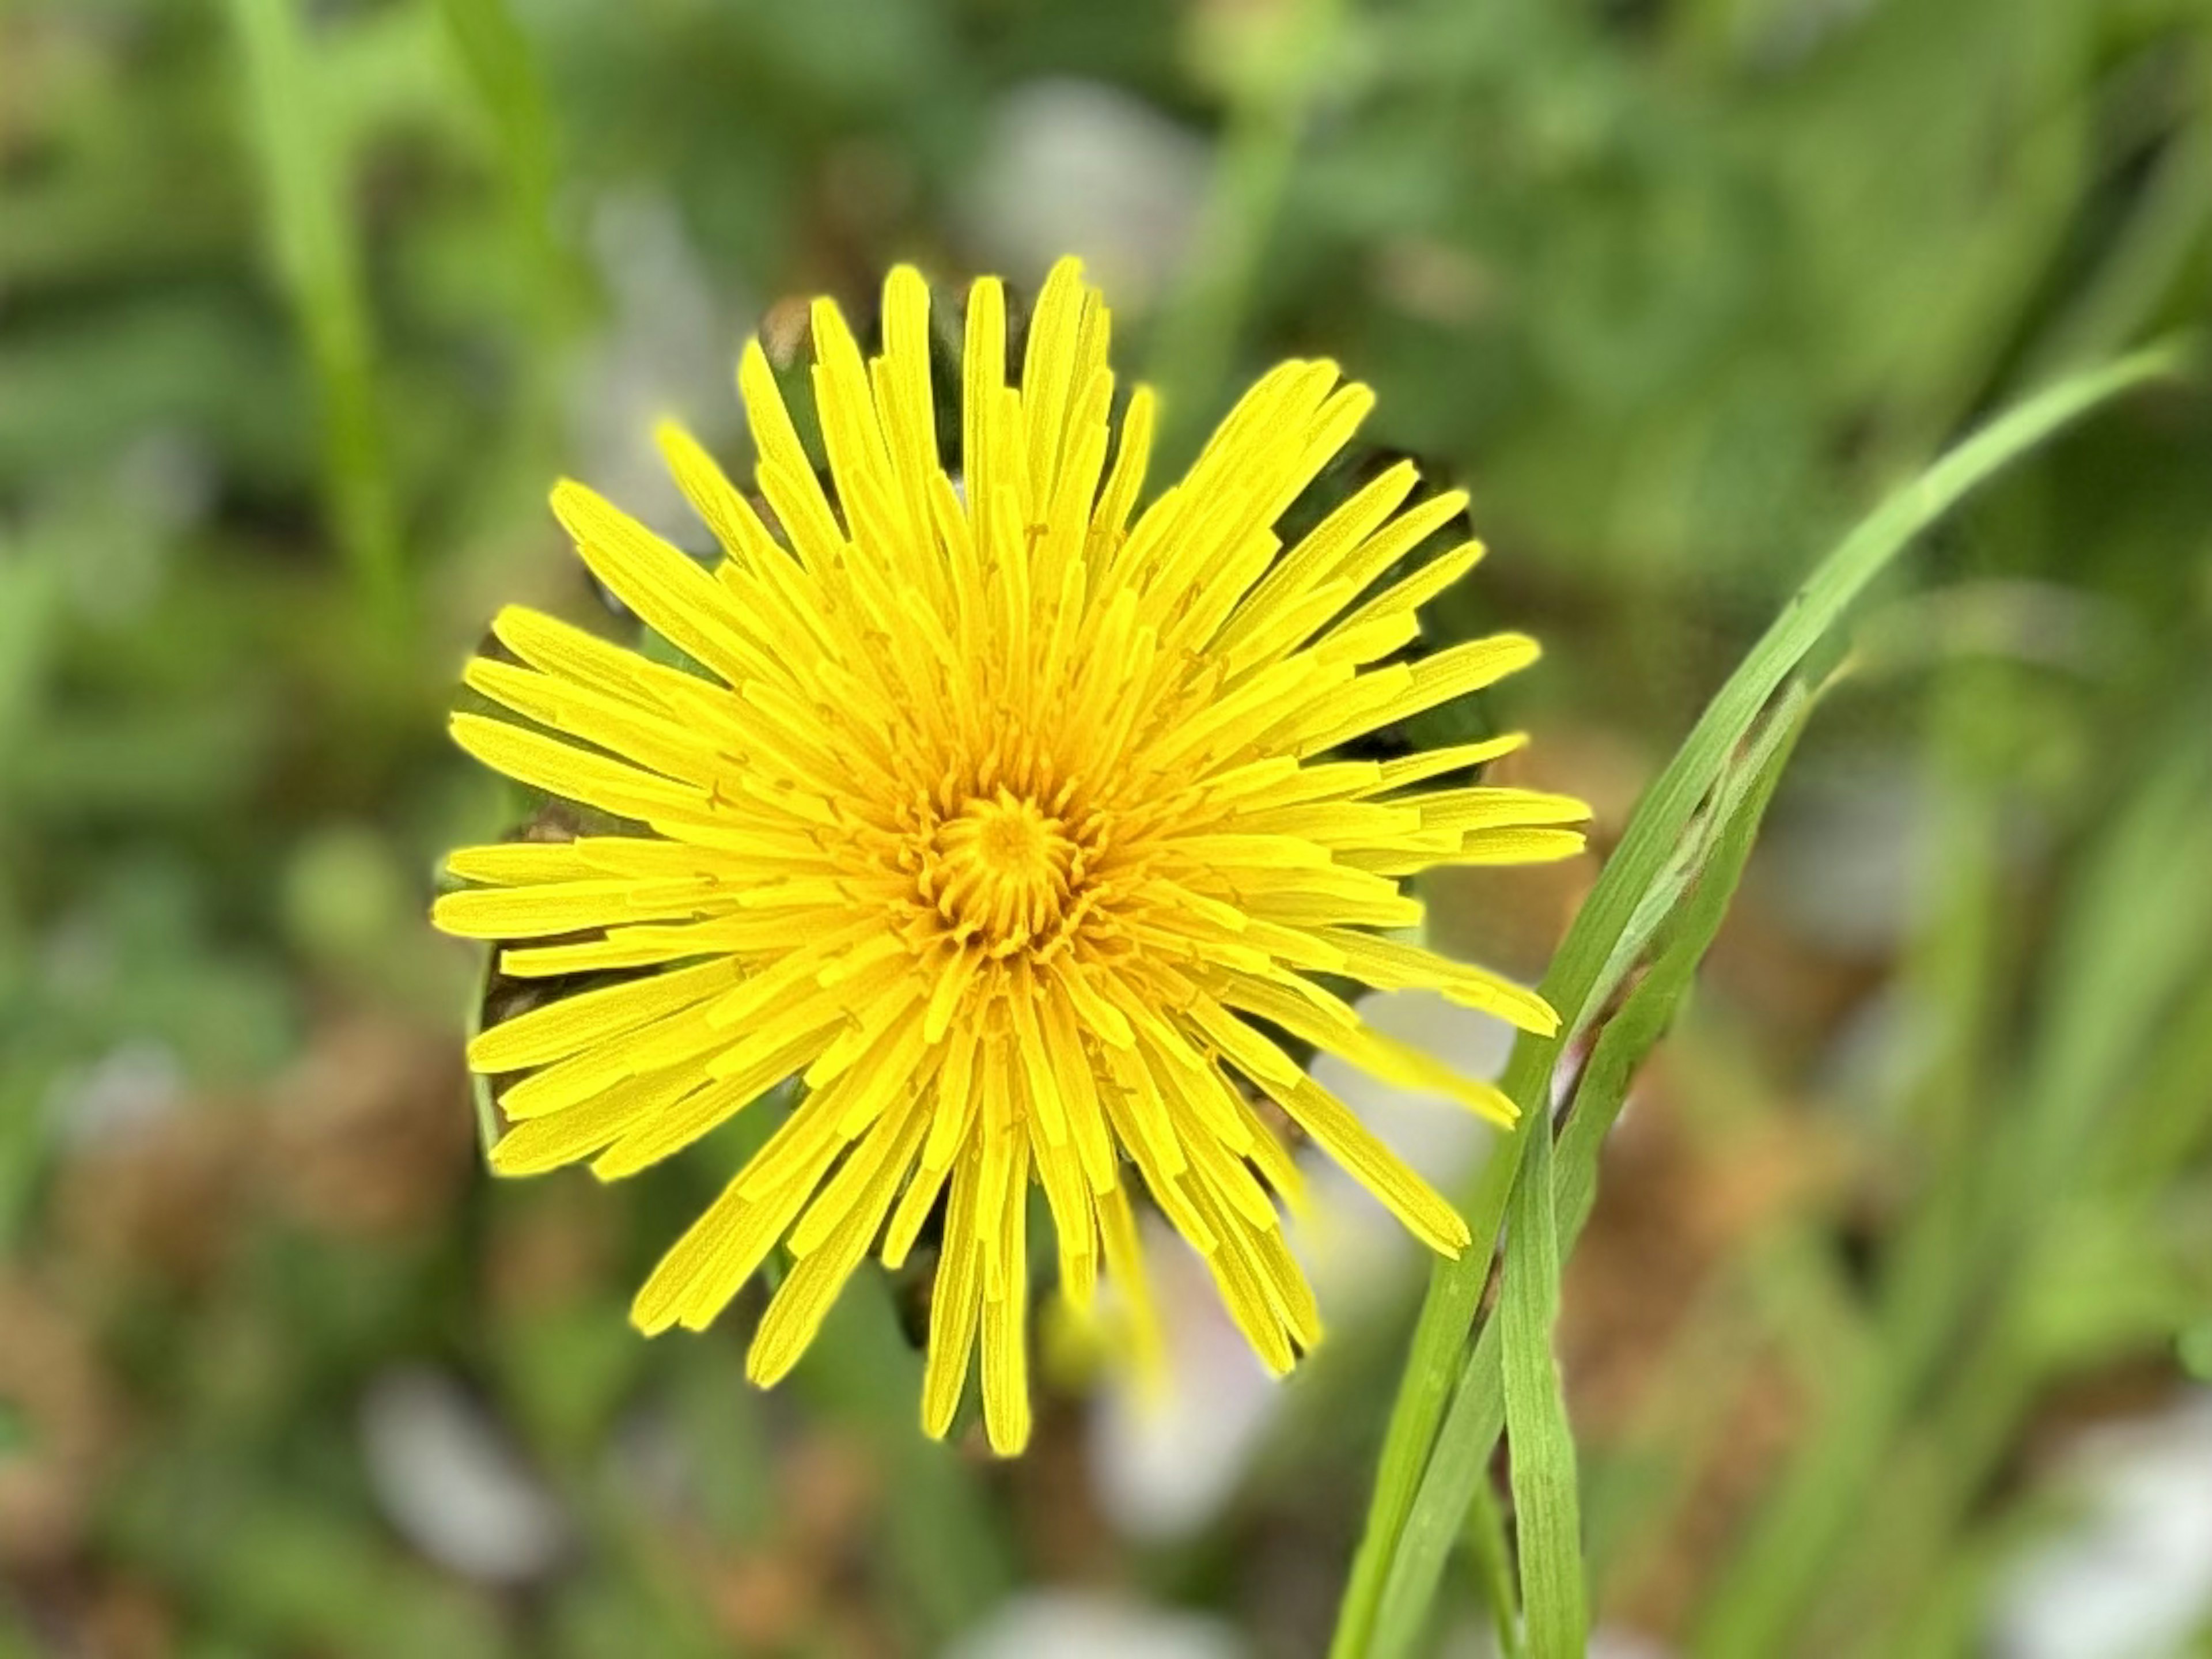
435 258 1589 1455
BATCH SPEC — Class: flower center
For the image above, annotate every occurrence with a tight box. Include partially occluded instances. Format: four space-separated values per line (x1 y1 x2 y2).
926 787 1082 956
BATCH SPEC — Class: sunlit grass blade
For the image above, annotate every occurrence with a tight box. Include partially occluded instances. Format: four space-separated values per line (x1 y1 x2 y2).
1328 336 2191 1659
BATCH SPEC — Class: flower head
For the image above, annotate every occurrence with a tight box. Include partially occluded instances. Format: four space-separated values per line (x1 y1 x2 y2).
435 259 1589 1454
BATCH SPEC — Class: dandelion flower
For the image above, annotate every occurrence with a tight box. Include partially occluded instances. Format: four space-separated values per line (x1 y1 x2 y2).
435 259 1589 1454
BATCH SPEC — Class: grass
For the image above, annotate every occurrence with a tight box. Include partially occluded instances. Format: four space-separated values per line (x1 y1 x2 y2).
228 0 405 630
1331 338 2192 1659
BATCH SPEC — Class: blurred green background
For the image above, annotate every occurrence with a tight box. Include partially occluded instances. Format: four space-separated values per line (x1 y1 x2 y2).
4 0 2212 1654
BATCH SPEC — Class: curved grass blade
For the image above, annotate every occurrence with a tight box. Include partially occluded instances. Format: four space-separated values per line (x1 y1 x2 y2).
1370 678 1818 1659
1329 336 2192 1659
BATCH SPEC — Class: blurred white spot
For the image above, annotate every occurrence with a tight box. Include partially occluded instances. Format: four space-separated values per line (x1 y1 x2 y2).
117 429 215 532
964 79 1208 313
44 1039 185 1147
1989 1391 2212 1659
65 431 209 623
1590 1627 1677 1659
948 1588 1247 1659
1749 0 1881 70
1755 763 1932 956
359 1366 567 1585
1090 1214 1279 1541
572 190 744 555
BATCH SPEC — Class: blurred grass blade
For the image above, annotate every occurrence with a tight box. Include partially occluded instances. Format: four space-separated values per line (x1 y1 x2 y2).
2105 910 2212 1185
2020 44 2212 383
228 0 403 625
435 0 556 218
434 0 586 331
1146 0 1343 461
1330 336 2190 1659
1692 706 2212 1654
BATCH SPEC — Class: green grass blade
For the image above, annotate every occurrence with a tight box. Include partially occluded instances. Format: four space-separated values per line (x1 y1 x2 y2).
1501 1111 1585 1659
1551 681 1819 1239
1372 1315 1508 1659
228 0 403 627
1463 1468 1525 1659
1369 679 1817 1659
435 0 556 218
463 941 509 1170
1329 337 2190 1659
